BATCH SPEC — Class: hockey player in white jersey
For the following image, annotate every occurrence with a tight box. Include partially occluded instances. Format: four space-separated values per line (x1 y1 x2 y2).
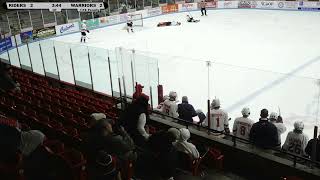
80 20 89 43
232 107 254 141
282 121 309 157
202 99 230 136
269 112 286 148
161 91 179 118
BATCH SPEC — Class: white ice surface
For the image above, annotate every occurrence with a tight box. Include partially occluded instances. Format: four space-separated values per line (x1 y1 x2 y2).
52 9 320 143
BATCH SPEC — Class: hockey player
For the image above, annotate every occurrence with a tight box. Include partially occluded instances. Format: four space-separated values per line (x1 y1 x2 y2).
80 20 89 43
186 15 200 23
232 107 254 141
161 91 179 118
157 21 181 27
200 1 207 16
202 99 230 136
269 112 287 148
126 18 134 33
282 121 309 157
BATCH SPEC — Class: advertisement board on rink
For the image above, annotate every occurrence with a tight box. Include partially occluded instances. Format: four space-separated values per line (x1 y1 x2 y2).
256 1 276 9
161 4 179 14
203 1 217 8
55 22 79 35
276 1 297 10
238 1 257 8
217 1 239 9
179 3 198 12
106 15 120 25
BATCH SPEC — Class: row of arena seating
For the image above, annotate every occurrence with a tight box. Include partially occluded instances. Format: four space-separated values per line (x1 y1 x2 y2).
0 119 87 180
1 67 119 143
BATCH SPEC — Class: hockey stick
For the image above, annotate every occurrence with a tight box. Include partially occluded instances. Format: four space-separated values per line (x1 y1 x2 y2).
184 4 193 18
278 106 281 116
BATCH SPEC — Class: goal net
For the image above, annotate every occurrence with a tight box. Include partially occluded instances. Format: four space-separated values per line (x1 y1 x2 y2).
128 13 143 27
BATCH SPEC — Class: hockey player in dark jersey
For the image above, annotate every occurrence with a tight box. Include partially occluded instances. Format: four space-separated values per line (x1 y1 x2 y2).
127 22 133 33
186 15 200 23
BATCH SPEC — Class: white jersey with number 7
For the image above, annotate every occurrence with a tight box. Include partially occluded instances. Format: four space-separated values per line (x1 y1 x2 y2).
203 109 228 132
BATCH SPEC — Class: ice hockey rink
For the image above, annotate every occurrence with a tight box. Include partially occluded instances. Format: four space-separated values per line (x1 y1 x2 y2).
38 9 320 142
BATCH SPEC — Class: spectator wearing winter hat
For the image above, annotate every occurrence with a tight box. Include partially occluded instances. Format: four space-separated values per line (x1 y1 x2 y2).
168 127 180 142
177 96 197 124
269 112 286 148
249 109 278 149
88 113 107 127
0 62 20 93
203 99 230 136
173 128 199 160
19 130 46 156
89 150 120 180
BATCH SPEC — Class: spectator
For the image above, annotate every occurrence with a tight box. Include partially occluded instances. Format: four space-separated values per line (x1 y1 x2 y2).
168 127 180 142
0 62 20 93
174 128 199 160
305 134 320 162
282 121 309 157
90 150 120 180
269 112 287 148
161 91 179 118
136 129 178 180
87 118 137 162
119 95 150 147
203 99 230 136
249 109 278 149
0 124 21 162
233 107 254 141
19 130 46 157
177 96 197 124
88 113 107 127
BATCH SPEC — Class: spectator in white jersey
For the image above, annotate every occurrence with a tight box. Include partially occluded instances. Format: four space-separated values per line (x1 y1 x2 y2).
202 99 230 136
232 107 254 141
282 121 309 157
161 91 179 118
269 112 286 148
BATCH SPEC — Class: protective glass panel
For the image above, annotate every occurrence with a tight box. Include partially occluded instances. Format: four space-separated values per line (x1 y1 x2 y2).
109 49 120 96
109 0 119 13
17 45 31 70
152 0 159 7
54 41 74 84
39 40 58 78
70 44 92 89
28 41 45 75
116 47 134 97
8 47 21 68
88 46 112 95
18 11 32 29
144 0 152 7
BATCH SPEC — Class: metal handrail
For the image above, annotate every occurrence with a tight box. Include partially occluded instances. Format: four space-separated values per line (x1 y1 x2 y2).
150 109 320 167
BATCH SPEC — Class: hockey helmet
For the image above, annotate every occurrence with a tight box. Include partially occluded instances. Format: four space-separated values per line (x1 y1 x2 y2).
169 91 177 100
294 121 304 131
211 99 220 108
269 112 278 120
241 107 250 116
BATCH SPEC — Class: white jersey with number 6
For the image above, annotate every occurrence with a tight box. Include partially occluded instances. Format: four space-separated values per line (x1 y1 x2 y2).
232 117 254 140
203 109 228 132
161 99 179 118
282 131 309 156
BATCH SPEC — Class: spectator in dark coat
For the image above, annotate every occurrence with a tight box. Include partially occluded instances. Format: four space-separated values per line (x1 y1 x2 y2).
305 134 320 162
0 62 20 93
86 118 137 162
177 96 197 123
135 130 178 180
119 95 150 147
249 109 278 149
